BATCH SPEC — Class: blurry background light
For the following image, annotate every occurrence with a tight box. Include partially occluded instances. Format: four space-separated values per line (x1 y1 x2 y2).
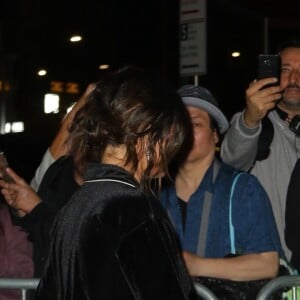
4 123 11 133
5 122 24 133
44 93 60 114
99 64 110 70
70 35 82 42
37 69 47 76
231 51 241 58
11 122 24 133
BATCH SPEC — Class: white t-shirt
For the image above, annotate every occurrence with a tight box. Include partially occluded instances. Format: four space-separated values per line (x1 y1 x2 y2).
30 149 55 191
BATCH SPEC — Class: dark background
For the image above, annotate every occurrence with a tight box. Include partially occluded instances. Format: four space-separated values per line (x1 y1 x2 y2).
0 0 299 181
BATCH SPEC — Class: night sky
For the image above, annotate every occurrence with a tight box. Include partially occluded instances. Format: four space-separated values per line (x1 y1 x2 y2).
0 0 299 179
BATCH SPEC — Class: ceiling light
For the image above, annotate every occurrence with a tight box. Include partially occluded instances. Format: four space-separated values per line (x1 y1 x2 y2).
231 51 241 58
99 64 110 70
37 69 47 76
70 35 82 42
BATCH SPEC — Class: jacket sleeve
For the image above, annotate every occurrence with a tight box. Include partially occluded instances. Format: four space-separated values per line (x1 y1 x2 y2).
14 199 58 240
285 159 300 271
220 111 262 171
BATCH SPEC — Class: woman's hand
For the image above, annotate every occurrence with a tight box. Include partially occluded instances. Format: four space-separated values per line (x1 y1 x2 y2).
0 168 42 217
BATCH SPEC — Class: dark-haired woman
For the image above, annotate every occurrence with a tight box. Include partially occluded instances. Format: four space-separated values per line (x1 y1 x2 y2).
35 67 196 300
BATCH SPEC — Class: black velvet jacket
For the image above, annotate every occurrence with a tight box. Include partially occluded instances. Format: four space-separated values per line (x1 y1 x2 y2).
12 156 79 276
35 163 195 300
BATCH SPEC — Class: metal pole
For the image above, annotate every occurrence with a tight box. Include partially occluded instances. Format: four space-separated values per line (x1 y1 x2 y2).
263 17 269 54
21 289 27 300
194 74 199 86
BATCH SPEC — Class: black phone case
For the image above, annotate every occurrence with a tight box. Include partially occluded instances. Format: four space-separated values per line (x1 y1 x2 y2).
258 54 281 79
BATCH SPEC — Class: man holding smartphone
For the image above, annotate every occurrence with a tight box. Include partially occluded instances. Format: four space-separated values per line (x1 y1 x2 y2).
220 37 300 272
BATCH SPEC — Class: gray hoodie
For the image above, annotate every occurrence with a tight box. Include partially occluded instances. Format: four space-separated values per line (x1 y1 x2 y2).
221 109 299 260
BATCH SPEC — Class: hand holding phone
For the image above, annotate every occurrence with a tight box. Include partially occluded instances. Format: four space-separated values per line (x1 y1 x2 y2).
258 54 281 88
0 152 15 183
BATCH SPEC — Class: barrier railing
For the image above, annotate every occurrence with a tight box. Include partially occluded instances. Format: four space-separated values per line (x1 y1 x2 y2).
193 282 218 300
256 275 300 300
0 278 40 300
1 275 300 300
1 278 217 300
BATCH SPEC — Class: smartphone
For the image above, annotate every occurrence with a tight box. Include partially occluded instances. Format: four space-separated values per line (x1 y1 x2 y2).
258 54 281 80
0 151 14 183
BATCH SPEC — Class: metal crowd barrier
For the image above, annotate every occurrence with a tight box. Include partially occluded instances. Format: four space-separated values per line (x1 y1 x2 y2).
1 278 218 300
0 278 40 300
194 275 300 300
1 275 299 300
194 282 218 300
256 275 300 300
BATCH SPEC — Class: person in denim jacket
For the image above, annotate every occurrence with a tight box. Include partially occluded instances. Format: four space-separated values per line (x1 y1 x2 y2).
159 85 283 282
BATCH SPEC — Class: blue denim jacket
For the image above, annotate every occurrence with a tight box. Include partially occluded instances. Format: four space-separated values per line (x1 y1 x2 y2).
159 160 284 258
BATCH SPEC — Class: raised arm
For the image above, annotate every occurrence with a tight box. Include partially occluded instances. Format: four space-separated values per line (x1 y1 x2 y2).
30 83 95 190
221 77 281 171
49 83 95 160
